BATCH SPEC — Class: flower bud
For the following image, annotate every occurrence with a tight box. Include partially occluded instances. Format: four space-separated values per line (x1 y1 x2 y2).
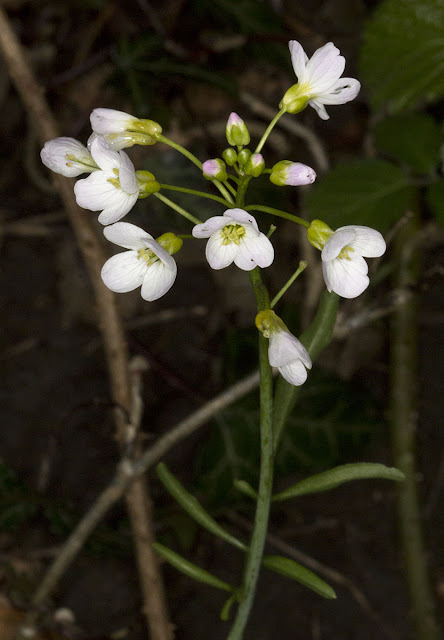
156 232 183 256
307 219 334 251
280 84 309 114
270 161 316 186
90 109 162 141
244 153 265 177
41 137 98 177
226 112 250 147
237 148 251 167
222 148 238 166
136 170 161 197
202 158 228 181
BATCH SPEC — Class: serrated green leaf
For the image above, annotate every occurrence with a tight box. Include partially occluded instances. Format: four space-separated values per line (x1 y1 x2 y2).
304 160 413 233
156 463 247 551
374 114 442 174
426 180 444 225
153 542 234 592
273 463 405 501
262 555 336 599
360 0 444 113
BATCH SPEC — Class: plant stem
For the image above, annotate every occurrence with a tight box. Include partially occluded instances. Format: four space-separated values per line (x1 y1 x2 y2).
235 176 252 207
154 192 202 225
254 107 286 154
389 212 441 640
227 268 274 640
156 133 234 203
245 204 309 228
270 261 307 309
159 183 231 207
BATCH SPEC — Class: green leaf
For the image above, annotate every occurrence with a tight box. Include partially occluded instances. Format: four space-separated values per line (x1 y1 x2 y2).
262 555 336 599
156 463 247 551
272 463 405 501
373 114 442 174
360 0 444 113
233 479 258 500
153 542 234 592
304 160 413 233
426 180 444 225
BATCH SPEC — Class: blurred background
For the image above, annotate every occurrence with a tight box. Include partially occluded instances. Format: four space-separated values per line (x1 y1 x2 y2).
0 0 443 638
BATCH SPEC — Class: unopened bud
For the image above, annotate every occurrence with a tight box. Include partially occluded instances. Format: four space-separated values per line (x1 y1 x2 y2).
237 149 252 167
307 219 334 251
270 161 316 186
222 148 238 166
202 158 228 181
244 153 265 177
156 232 183 256
226 112 250 147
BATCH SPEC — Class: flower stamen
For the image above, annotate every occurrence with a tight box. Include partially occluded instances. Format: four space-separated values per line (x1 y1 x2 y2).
338 245 354 260
221 224 246 246
137 248 158 265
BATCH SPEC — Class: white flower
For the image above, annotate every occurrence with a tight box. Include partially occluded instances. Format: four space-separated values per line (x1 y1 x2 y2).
40 137 97 177
101 222 177 301
74 136 139 225
269 329 312 386
282 40 360 120
321 225 386 298
192 208 274 271
90 108 141 135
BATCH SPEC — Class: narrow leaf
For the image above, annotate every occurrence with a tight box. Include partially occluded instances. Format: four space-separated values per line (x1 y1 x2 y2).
233 479 258 500
273 463 405 501
153 542 234 593
157 463 247 551
262 555 336 599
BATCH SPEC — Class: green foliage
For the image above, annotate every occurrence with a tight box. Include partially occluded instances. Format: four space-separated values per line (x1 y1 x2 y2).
262 555 336 599
157 463 247 551
373 114 442 174
153 542 235 593
272 462 404 501
193 0 282 34
360 0 444 113
426 179 444 225
304 160 414 233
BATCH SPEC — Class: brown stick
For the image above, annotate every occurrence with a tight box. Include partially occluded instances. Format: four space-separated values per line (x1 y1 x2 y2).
0 8 172 640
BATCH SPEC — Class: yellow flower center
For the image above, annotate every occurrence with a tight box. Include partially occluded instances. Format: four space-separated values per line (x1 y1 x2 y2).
137 248 158 265
338 245 355 260
221 224 246 246
107 168 120 189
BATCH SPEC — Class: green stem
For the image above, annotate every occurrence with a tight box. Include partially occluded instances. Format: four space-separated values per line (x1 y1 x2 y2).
235 177 252 207
156 134 234 203
227 268 274 640
270 261 307 309
154 192 202 225
254 107 286 154
245 205 309 228
390 213 441 640
159 183 231 207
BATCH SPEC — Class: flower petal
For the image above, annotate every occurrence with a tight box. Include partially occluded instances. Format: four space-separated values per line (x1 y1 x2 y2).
322 228 356 262
269 330 311 368
224 208 259 232
104 222 153 250
118 151 138 194
192 216 228 238
90 108 136 135
339 225 386 257
279 360 309 386
322 256 370 298
316 77 361 105
74 171 117 211
308 99 330 120
97 191 138 225
90 136 121 172
235 232 274 271
40 137 94 177
143 239 177 270
289 40 308 83
140 259 177 301
101 251 146 292
305 42 345 94
205 232 238 269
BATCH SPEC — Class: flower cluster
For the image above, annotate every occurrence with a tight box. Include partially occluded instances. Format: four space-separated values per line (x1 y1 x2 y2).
40 39 386 387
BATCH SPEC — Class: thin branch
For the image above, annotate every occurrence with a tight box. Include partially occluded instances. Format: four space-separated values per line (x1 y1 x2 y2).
0 9 172 640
